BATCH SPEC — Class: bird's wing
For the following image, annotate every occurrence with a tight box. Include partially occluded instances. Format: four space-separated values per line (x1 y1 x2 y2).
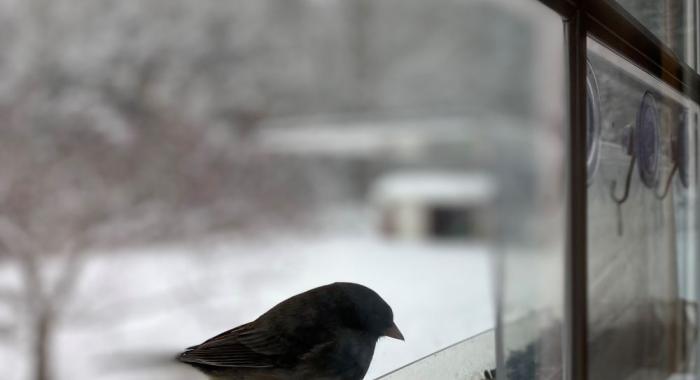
179 323 290 368
200 322 291 354
179 342 274 368
180 287 340 369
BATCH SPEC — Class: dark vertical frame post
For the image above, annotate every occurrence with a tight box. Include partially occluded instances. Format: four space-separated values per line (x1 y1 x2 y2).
564 8 588 380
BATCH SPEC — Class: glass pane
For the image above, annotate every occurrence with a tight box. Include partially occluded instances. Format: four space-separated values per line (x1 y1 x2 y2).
493 3 567 380
614 0 698 69
0 1 565 380
378 330 495 379
588 37 700 379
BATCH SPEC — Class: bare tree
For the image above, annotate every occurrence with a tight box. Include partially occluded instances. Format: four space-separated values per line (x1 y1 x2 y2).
0 2 320 379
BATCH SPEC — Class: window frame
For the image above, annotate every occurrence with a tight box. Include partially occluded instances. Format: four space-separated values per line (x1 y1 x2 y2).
532 1 700 379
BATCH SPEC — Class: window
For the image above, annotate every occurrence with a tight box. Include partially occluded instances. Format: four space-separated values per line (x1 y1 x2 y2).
496 1 700 380
0 1 698 380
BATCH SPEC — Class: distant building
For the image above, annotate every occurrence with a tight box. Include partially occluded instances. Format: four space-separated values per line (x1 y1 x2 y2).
255 117 473 161
371 171 496 240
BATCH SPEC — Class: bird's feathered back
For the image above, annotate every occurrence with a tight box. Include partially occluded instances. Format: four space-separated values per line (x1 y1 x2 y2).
178 282 395 375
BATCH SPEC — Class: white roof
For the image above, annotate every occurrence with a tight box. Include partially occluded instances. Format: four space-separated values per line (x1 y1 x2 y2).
371 171 496 206
255 118 473 159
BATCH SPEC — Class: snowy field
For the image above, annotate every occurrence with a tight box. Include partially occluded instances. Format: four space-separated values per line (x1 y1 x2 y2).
1 233 494 380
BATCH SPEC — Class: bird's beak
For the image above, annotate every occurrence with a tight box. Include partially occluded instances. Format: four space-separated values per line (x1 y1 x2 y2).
384 322 404 341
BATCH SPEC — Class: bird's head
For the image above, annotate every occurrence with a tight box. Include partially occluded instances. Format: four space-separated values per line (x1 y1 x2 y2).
334 282 404 341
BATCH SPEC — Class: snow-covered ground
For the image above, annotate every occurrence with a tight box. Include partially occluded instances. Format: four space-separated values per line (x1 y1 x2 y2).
2 233 494 380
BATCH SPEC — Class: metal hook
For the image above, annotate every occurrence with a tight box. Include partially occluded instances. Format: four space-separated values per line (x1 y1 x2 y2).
610 155 636 236
654 163 678 200
609 124 636 237
610 155 636 204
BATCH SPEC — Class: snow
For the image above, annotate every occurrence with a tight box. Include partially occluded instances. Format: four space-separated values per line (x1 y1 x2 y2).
3 233 494 380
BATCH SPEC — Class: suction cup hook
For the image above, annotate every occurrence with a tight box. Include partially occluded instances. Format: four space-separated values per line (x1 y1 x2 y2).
635 91 661 190
609 125 635 236
676 110 690 189
610 134 636 236
610 155 636 204
654 108 689 199
653 163 678 200
610 91 661 236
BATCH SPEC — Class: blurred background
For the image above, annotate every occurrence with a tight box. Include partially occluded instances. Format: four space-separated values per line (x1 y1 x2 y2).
0 0 566 379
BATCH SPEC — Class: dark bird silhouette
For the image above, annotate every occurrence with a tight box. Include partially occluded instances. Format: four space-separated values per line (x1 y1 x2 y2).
178 282 404 380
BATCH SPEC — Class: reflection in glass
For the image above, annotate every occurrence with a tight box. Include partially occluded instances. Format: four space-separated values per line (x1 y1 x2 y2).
614 0 697 69
588 38 699 379
493 2 566 379
588 62 602 185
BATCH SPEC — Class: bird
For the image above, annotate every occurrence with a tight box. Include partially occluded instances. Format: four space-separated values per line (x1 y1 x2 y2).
178 282 404 380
